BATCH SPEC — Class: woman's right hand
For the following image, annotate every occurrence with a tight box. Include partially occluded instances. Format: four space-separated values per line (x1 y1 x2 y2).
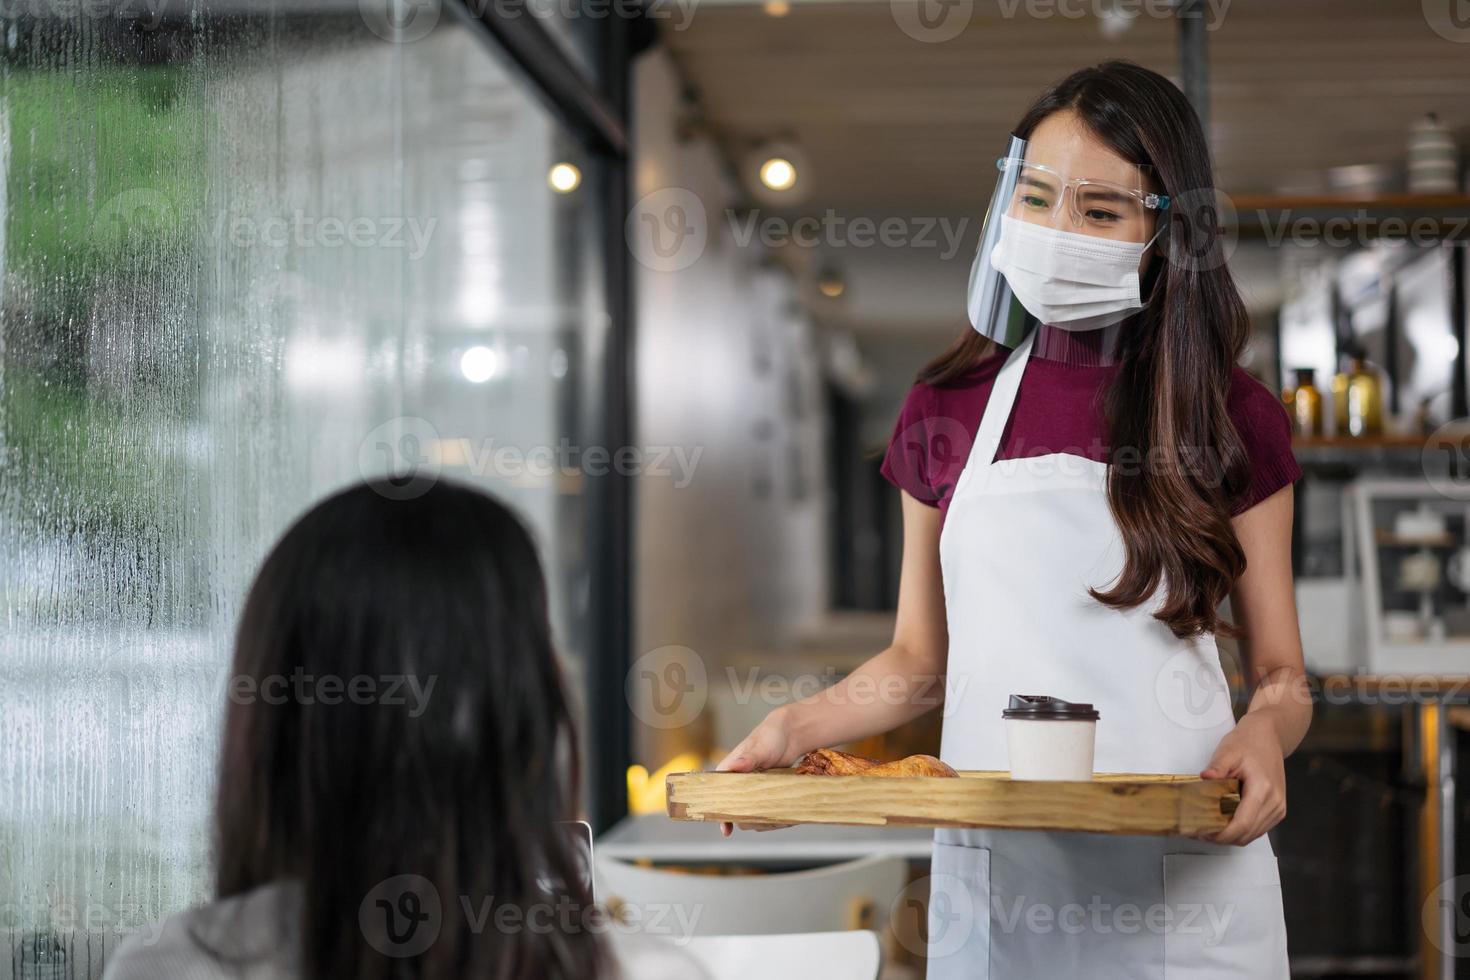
713 705 806 837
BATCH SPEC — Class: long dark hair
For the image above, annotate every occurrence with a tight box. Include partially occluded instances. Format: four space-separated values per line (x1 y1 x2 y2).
214 479 605 979
921 60 1253 638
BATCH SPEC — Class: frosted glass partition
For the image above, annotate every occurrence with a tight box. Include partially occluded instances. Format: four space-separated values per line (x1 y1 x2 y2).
0 7 605 975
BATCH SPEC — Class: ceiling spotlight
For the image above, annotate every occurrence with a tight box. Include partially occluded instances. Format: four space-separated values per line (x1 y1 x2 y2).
764 0 790 15
548 162 582 193
759 157 798 192
460 345 500 383
817 267 846 299
747 139 810 204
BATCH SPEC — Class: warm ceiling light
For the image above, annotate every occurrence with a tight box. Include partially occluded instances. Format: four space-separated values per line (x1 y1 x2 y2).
764 0 790 15
747 140 810 204
548 162 581 193
759 157 797 192
817 267 846 299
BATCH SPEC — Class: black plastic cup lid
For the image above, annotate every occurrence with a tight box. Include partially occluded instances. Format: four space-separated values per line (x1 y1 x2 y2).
1001 694 1100 721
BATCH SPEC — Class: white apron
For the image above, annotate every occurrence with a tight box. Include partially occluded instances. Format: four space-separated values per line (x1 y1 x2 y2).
926 332 1289 979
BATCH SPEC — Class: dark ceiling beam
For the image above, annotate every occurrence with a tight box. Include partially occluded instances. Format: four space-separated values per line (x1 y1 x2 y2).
450 0 629 156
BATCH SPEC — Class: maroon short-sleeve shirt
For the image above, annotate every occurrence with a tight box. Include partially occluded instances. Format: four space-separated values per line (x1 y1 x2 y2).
879 346 1301 527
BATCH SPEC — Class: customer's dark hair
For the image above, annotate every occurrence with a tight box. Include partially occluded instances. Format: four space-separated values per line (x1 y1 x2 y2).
921 60 1257 638
214 479 604 980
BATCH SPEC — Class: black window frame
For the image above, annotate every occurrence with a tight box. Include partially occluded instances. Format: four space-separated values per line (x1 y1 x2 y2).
451 0 641 834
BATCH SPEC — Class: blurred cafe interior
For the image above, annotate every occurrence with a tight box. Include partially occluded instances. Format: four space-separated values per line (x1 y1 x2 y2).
6 0 1470 978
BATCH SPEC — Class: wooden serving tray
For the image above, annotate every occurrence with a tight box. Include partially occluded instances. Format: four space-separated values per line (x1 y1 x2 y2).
666 769 1240 838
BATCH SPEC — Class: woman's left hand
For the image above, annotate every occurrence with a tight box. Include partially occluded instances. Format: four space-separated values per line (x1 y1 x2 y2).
1198 714 1287 846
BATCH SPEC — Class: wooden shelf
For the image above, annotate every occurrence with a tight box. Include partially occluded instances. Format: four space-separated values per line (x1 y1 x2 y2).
1317 673 1470 695
1228 194 1470 241
1231 193 1470 211
1376 529 1457 548
1290 434 1441 470
1292 435 1428 450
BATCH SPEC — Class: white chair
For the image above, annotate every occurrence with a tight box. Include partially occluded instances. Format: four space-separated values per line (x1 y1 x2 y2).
594 853 907 937
680 931 882 980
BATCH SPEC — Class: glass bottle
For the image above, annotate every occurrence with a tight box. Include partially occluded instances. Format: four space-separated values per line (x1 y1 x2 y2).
1332 357 1384 437
1288 368 1323 436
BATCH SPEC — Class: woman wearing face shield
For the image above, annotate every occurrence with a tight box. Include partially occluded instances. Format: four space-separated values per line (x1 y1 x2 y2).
718 61 1304 977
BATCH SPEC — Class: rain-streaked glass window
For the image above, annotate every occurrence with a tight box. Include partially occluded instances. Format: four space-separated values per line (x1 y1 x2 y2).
0 4 606 973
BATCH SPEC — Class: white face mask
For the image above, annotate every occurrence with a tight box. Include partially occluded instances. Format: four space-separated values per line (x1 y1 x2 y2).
986 213 1156 332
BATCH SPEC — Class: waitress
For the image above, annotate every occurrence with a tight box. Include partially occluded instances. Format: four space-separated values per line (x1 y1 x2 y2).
717 60 1309 978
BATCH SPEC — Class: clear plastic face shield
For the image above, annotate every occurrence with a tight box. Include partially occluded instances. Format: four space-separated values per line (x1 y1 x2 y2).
966 134 1170 364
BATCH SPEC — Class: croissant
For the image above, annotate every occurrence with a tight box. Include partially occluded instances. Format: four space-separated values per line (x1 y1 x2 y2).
868 754 960 778
793 747 881 775
794 747 958 778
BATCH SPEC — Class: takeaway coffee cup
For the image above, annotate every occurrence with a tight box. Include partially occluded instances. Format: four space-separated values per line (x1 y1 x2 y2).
1002 694 1100 780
